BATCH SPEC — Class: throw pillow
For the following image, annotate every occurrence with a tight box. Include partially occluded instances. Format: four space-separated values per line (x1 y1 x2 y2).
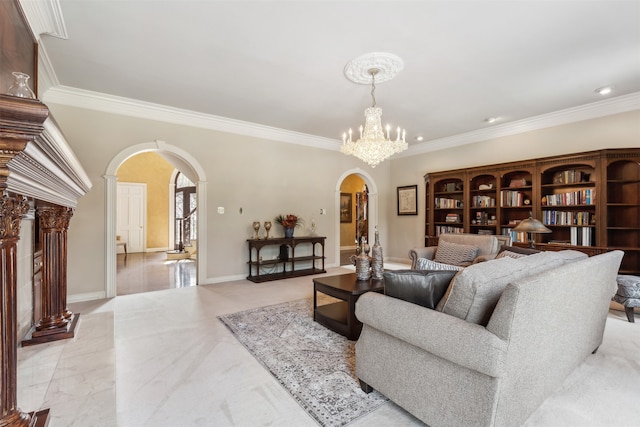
434 240 479 266
496 250 528 259
415 258 464 271
384 270 458 309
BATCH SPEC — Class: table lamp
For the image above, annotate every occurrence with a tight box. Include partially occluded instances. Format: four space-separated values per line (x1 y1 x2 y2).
513 212 551 248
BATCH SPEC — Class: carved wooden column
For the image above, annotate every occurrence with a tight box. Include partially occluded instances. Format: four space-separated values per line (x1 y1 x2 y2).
22 204 78 344
0 96 50 427
0 194 32 427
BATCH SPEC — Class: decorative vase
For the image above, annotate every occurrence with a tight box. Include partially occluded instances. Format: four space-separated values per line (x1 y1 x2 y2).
284 227 294 238
252 221 261 239
6 72 35 98
264 221 272 239
353 245 371 281
371 226 384 280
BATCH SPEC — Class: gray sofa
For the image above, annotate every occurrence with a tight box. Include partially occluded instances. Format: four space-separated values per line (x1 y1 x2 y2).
408 233 510 269
355 250 623 427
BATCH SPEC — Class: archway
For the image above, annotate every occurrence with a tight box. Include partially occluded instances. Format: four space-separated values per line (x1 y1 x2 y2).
104 140 207 298
334 169 379 267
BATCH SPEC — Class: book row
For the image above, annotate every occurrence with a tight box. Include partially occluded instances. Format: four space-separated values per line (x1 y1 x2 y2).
435 197 463 209
543 189 595 206
542 210 592 226
500 190 529 207
472 195 496 207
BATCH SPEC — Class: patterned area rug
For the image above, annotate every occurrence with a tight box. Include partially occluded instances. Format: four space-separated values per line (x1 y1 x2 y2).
218 299 388 427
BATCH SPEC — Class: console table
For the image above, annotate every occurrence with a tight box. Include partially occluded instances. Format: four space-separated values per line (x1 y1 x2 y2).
247 236 326 283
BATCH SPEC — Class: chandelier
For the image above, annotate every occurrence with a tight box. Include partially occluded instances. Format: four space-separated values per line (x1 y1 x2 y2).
341 54 408 168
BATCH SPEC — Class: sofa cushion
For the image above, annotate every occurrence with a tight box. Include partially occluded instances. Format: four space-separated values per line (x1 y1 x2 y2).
434 240 479 266
383 270 458 309
416 258 464 272
438 250 588 325
496 250 528 259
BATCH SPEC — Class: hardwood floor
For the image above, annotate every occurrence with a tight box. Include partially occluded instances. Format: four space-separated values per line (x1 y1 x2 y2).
116 252 196 295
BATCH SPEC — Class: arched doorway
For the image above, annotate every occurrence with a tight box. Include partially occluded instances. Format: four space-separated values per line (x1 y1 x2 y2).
105 140 207 298
335 169 378 267
339 174 368 265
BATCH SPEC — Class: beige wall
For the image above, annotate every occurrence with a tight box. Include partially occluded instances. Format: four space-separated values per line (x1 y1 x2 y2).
47 103 391 298
45 100 639 299
116 152 174 250
339 174 366 247
386 110 640 262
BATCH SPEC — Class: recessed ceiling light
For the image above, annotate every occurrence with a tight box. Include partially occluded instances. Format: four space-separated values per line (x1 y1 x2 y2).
595 86 613 96
485 117 498 124
415 136 424 142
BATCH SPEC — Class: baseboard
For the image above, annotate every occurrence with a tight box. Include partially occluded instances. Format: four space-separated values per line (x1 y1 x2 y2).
200 274 247 285
68 291 106 303
385 257 412 266
200 263 341 285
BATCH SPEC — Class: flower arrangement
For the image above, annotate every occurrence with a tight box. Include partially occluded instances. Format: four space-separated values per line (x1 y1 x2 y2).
275 214 303 228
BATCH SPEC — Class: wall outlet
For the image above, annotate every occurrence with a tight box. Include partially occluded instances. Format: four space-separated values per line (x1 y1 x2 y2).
217 207 225 214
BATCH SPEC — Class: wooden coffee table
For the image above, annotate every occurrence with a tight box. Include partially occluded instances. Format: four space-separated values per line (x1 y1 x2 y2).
313 272 384 340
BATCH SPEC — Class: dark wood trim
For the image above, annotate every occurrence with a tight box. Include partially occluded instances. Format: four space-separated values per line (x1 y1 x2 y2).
22 205 79 346
0 194 46 427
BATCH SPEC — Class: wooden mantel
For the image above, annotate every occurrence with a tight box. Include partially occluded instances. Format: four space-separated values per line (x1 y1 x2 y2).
2 96 92 206
0 93 91 426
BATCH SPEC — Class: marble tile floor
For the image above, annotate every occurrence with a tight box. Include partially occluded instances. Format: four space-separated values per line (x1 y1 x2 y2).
16 268 640 426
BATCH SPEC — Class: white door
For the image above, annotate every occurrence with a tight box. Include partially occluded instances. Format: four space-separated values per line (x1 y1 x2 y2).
117 183 146 253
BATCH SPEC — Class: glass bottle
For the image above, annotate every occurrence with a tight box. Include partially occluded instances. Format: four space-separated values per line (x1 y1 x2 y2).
6 72 36 99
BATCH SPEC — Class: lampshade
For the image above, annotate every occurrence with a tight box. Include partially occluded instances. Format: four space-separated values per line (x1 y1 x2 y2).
513 214 552 234
513 212 551 248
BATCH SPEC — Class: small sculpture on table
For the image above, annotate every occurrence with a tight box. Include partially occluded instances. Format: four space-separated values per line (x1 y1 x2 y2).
252 221 261 239
349 236 372 281
264 221 272 239
371 226 384 280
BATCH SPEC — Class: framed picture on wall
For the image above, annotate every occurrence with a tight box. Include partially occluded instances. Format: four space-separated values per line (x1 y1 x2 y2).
397 185 418 215
340 192 352 223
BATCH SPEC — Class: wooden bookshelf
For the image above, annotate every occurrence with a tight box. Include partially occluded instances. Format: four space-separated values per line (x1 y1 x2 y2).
424 148 640 274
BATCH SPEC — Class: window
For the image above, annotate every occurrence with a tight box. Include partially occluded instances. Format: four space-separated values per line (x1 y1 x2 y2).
175 172 196 250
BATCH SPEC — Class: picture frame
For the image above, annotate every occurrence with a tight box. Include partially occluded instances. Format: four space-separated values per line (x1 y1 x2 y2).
397 185 418 215
340 192 352 223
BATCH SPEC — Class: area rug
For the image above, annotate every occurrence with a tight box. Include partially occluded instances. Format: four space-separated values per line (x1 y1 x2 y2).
218 299 388 427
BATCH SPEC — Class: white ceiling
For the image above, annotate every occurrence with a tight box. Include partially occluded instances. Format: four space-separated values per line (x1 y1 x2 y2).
25 1 640 153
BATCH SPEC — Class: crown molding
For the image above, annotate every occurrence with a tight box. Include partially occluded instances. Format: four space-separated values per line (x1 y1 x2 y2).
19 0 68 39
43 86 340 151
18 0 64 96
400 91 640 157
44 86 640 157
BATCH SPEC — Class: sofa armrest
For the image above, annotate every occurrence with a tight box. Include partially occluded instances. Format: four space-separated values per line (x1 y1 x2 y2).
473 253 498 264
355 292 507 377
408 246 437 268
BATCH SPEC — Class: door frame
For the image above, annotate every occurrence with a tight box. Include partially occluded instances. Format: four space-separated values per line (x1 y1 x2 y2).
105 140 207 298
